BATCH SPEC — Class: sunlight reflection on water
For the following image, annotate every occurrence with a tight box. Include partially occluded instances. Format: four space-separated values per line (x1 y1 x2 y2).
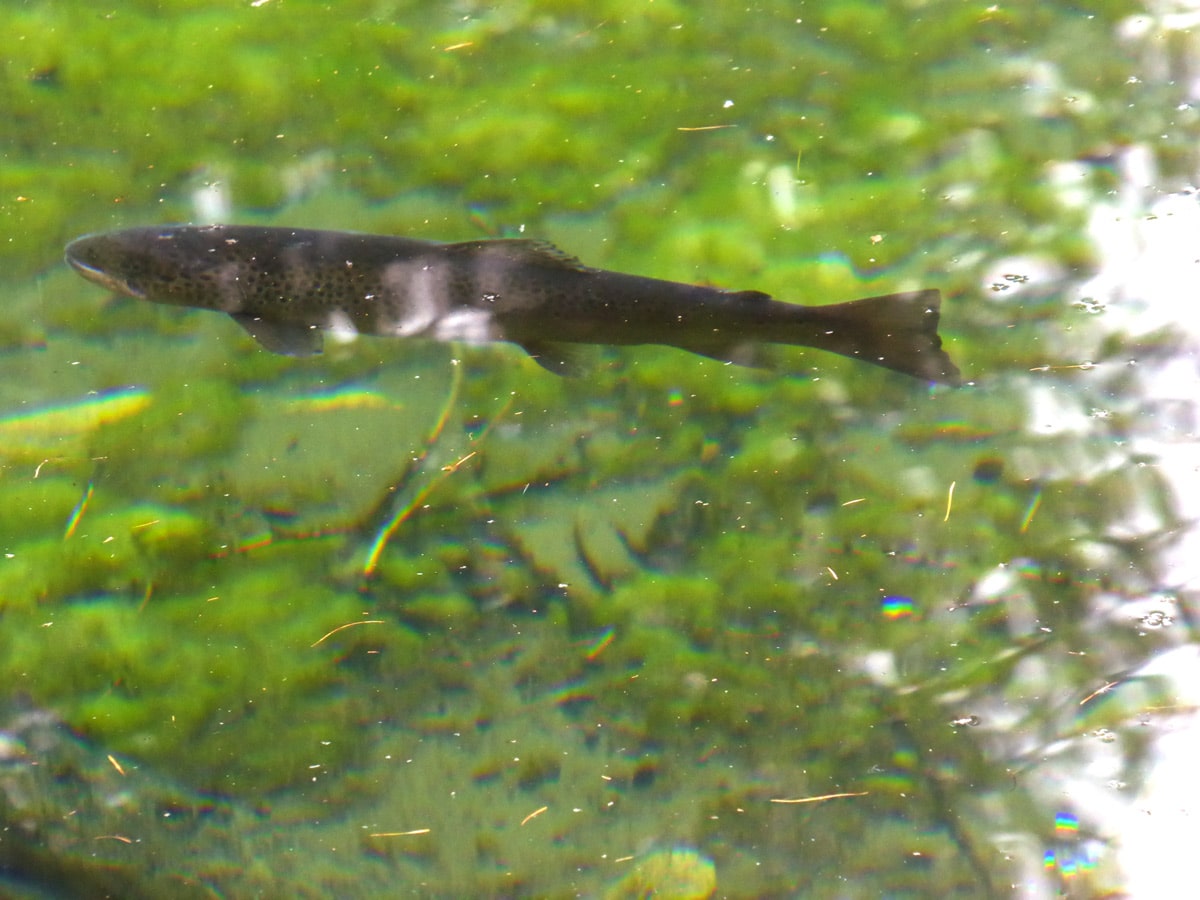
1077 155 1200 896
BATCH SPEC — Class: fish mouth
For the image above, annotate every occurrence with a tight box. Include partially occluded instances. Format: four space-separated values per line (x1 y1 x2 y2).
64 249 146 298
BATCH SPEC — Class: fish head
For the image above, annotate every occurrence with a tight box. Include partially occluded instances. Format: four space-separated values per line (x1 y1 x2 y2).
65 225 248 311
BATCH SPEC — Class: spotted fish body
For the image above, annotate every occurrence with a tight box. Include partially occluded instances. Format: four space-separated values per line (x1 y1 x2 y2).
65 224 961 384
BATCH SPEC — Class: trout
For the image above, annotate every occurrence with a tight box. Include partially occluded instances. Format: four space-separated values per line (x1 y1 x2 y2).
65 225 961 384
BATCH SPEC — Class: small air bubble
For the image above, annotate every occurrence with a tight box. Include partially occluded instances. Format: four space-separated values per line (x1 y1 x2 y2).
1140 610 1173 628
1072 297 1106 314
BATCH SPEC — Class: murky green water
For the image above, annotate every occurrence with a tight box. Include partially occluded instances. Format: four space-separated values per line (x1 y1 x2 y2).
1 2 1195 897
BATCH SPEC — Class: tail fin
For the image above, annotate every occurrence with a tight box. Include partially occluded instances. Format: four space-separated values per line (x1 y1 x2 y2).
793 289 961 385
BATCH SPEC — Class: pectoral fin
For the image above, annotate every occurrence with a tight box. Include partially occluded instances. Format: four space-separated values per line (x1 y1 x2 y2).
519 341 589 377
230 313 324 356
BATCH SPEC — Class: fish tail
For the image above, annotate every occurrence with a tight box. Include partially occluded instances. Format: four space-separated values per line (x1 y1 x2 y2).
786 289 962 385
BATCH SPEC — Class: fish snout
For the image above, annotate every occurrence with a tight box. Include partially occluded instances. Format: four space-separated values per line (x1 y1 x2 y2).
65 236 147 298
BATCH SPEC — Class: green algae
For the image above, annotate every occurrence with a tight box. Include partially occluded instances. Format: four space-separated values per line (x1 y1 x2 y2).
1 547 427 795
604 847 716 900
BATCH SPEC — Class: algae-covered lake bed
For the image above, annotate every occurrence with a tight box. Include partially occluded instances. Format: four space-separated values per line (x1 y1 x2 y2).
2 2 1199 897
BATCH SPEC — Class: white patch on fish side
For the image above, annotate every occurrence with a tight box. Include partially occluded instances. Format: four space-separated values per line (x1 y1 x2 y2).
433 308 496 344
214 262 249 313
324 308 361 346
379 260 445 337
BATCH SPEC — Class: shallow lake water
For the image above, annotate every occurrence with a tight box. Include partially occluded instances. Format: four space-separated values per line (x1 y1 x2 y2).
1 2 1198 897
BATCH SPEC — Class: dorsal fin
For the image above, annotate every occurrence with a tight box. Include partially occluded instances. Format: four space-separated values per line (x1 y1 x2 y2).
523 240 588 269
445 239 590 272
727 289 772 303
